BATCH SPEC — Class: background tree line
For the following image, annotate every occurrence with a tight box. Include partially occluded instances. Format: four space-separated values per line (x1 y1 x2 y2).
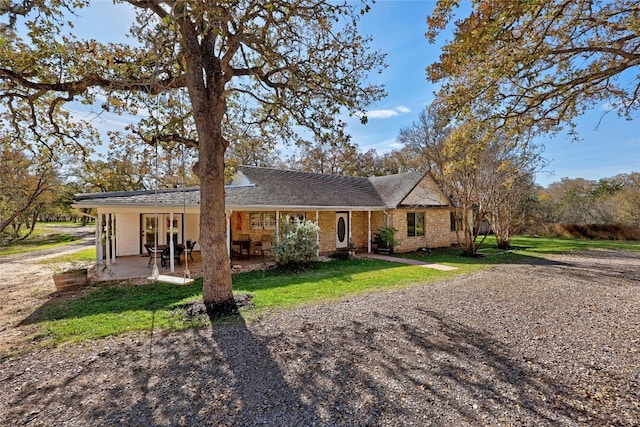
3 101 638 246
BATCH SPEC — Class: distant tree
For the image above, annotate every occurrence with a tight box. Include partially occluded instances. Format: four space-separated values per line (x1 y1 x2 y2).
399 103 486 255
288 132 363 176
400 102 545 253
0 145 61 241
222 102 281 180
374 148 422 176
537 174 640 226
1 2 385 313
542 178 596 223
78 145 152 193
612 173 640 226
427 0 640 142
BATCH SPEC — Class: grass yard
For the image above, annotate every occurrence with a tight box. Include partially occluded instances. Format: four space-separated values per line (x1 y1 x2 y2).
22 255 496 348
506 235 640 253
0 222 87 256
16 236 640 349
37 247 97 264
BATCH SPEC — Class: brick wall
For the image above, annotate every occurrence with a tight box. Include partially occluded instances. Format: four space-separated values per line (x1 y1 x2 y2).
316 211 335 254
230 208 457 255
389 208 458 253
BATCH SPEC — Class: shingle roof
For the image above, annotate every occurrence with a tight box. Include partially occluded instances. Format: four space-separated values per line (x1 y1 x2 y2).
228 166 386 208
74 188 201 207
369 171 424 207
73 166 449 210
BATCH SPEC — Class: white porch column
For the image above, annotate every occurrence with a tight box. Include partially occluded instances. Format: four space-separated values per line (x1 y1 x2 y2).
348 210 352 244
315 210 320 256
275 210 280 243
169 212 175 272
367 210 372 253
96 214 103 272
110 214 116 265
105 214 111 269
226 210 231 259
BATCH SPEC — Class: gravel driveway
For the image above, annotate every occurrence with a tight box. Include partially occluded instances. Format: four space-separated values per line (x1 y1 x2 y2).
1 249 639 426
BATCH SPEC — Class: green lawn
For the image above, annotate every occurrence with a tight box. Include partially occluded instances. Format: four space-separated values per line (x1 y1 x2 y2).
0 222 87 256
14 235 640 350
506 235 640 254
37 247 97 264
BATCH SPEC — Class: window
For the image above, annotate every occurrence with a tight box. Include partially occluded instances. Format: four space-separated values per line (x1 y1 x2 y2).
407 212 425 237
250 213 264 229
285 212 306 224
264 213 276 229
251 212 276 230
450 211 462 231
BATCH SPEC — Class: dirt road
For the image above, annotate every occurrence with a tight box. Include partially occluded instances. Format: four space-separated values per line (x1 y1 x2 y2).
0 225 94 353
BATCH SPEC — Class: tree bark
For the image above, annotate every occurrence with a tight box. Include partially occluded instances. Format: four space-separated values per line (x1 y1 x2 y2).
193 104 235 314
177 12 236 314
184 86 234 312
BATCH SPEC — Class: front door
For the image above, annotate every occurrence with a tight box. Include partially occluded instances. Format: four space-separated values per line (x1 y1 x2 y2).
142 214 183 247
336 212 349 249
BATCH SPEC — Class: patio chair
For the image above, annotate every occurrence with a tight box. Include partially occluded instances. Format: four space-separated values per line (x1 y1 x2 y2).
252 234 273 256
256 240 272 257
186 240 197 262
231 241 241 256
233 233 251 256
144 244 162 268
161 245 182 268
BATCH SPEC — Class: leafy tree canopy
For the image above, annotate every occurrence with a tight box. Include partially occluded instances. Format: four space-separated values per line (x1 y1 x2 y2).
426 0 640 141
1 1 386 309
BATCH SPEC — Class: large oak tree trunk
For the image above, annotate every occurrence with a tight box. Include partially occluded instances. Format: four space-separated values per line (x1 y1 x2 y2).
190 90 235 314
179 14 236 314
198 136 234 313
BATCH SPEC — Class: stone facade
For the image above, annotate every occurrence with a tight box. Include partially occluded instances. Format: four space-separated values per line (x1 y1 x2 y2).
388 208 458 253
229 207 458 256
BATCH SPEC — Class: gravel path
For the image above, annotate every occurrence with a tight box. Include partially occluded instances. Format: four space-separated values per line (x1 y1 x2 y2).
1 249 639 426
0 226 94 353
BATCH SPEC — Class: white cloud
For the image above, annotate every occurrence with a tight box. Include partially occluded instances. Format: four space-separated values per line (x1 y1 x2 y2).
367 109 400 119
362 106 412 120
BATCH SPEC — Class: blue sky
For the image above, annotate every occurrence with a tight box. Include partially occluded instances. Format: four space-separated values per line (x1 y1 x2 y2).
351 1 640 187
70 0 639 187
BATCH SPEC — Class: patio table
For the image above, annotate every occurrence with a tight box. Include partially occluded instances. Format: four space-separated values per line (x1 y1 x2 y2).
232 239 251 257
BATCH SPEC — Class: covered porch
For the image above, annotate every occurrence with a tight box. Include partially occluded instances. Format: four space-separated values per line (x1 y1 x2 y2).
93 250 274 282
90 206 384 282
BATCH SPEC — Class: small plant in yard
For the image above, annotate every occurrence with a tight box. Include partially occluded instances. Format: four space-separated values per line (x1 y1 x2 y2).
272 216 320 269
373 226 400 254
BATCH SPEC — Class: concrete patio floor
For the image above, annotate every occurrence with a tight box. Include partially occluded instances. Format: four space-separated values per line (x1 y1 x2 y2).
94 251 274 281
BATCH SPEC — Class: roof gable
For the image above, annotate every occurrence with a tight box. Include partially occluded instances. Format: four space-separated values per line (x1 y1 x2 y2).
369 171 450 208
400 174 451 207
73 167 451 210
369 171 423 207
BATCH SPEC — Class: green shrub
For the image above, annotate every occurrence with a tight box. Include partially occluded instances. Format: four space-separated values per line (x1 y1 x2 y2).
273 216 320 268
373 226 401 253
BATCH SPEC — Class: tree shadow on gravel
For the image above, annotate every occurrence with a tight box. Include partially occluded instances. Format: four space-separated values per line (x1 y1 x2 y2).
2 304 637 425
538 249 640 286
481 249 640 286
2 313 318 426
255 308 635 426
